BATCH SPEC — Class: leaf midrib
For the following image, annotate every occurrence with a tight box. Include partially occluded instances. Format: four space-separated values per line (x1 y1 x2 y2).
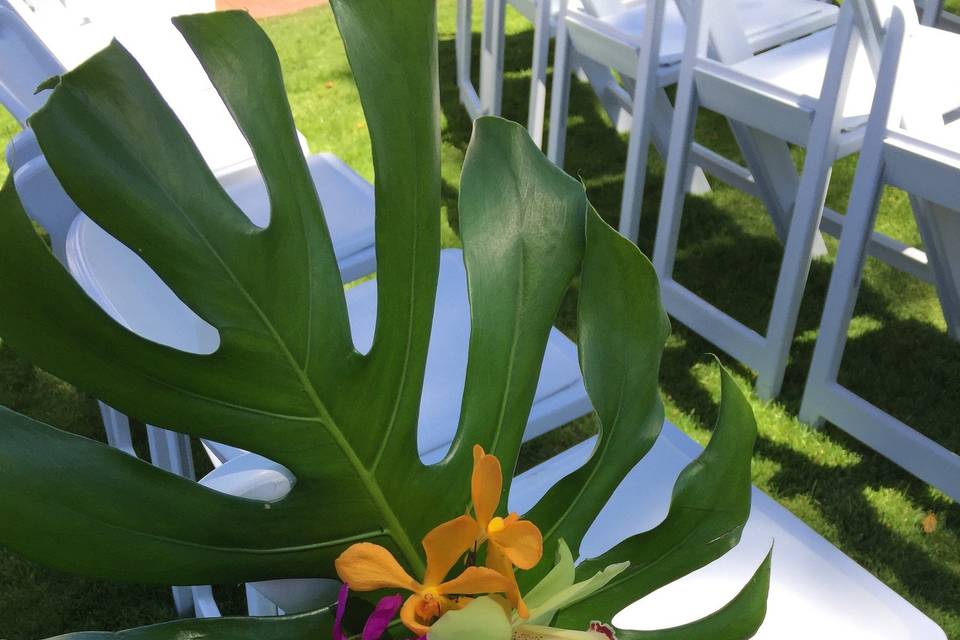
67 83 426 576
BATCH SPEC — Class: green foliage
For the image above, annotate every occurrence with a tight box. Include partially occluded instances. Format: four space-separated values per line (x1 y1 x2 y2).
0 2 766 638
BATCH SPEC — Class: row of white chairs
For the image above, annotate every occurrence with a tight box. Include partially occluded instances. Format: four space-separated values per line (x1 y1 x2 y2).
0 0 950 637
459 0 960 503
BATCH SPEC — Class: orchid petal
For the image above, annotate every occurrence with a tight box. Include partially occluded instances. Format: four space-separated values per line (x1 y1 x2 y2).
490 517 543 569
523 539 575 625
487 541 528 619
471 445 502 528
427 596 512 640
437 565 512 596
401 595 431 636
333 583 349 640
521 560 631 625
423 514 482 586
335 542 420 593
362 594 404 640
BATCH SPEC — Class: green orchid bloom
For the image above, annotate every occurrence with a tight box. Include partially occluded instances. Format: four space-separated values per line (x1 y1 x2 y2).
428 540 628 640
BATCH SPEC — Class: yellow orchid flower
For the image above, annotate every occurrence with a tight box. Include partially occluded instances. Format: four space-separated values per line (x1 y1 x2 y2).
335 515 513 636
470 444 544 619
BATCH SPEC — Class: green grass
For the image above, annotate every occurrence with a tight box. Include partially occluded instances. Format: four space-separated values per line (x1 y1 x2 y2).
1 2 958 638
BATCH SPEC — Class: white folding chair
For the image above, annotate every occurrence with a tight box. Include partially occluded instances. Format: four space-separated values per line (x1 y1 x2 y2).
652 0 960 400
456 0 631 147
547 0 839 243
0 0 313 178
800 1 960 501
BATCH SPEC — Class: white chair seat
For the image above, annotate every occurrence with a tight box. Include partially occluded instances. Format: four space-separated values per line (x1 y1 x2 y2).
65 152 377 355
509 425 947 639
508 0 586 23
101 6 260 177
732 24 960 130
347 250 588 463
578 0 837 68
938 115 960 148
217 153 377 266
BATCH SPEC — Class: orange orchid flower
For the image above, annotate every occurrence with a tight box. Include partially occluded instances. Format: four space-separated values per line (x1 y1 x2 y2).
469 444 544 619
335 515 512 635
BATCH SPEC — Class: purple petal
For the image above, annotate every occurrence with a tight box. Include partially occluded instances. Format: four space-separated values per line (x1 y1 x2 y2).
332 583 350 640
362 594 404 640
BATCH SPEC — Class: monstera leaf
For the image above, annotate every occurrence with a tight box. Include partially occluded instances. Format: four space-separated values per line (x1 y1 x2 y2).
0 1 769 638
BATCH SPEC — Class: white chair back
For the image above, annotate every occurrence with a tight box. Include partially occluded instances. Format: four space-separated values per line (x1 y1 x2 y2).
579 0 626 18
848 0 945 136
0 6 62 123
848 0 918 70
12 154 82 263
0 0 111 69
697 0 753 62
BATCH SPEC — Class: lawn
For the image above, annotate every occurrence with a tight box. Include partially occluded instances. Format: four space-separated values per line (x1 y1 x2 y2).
0 2 958 638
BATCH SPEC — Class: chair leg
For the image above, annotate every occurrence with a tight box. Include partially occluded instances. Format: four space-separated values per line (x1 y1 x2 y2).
921 0 946 26
98 402 137 457
755 15 861 399
456 0 482 118
546 17 573 167
799 134 887 426
653 60 701 278
755 147 836 400
479 0 507 117
618 0 664 244
648 89 711 197
171 586 196 618
246 583 281 617
191 585 223 618
912 199 960 340
619 91 655 243
527 0 552 148
147 425 196 480
728 125 827 258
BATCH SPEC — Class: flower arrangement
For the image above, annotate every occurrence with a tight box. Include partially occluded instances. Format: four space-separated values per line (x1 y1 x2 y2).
333 446 629 640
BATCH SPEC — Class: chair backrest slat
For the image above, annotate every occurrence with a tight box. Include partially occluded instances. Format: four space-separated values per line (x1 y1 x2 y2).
848 0 919 71
0 7 62 124
699 0 752 62
579 0 627 18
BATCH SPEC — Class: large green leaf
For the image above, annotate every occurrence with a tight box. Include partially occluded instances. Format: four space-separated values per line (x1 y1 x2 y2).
47 608 335 640
616 550 772 640
554 363 759 629
0 1 767 638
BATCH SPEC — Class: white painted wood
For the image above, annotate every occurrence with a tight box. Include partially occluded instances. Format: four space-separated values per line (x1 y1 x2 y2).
652 0 960 401
527 0 553 147
455 0 483 119
551 0 840 246
0 6 62 124
800 6 960 500
754 8 862 398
